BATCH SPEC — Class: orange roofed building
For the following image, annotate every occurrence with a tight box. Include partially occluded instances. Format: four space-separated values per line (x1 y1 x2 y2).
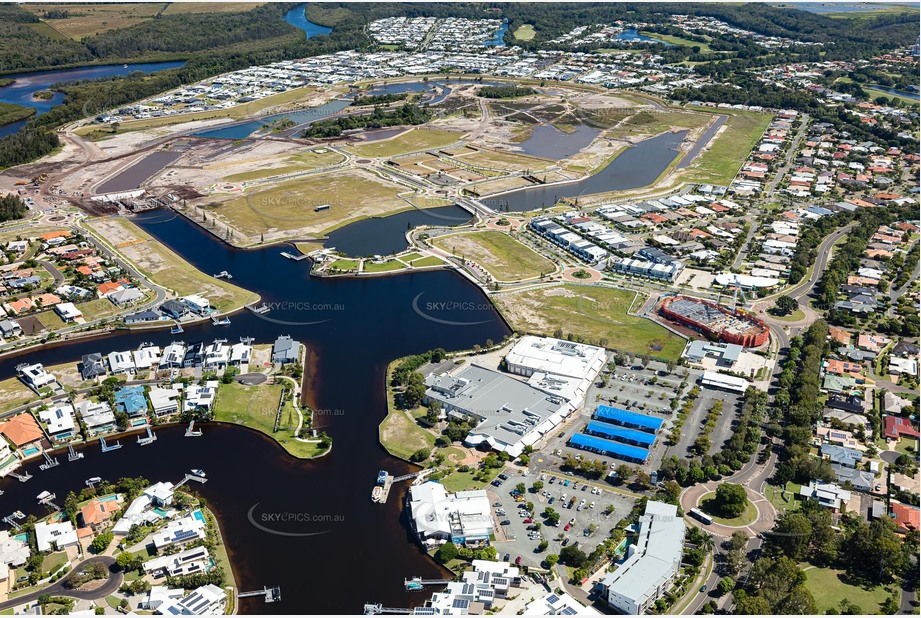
80 496 122 529
0 413 45 449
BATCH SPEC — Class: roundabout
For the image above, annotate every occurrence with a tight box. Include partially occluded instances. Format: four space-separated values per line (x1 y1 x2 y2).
681 480 776 538
561 266 603 283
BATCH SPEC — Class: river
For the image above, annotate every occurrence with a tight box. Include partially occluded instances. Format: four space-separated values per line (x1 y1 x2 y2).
0 209 510 614
0 61 185 138
283 4 333 38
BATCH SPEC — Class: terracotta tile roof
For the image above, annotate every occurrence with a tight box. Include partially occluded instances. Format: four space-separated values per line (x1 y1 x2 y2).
0 413 44 447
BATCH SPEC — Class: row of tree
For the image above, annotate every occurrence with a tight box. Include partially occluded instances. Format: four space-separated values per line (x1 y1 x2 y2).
301 103 433 138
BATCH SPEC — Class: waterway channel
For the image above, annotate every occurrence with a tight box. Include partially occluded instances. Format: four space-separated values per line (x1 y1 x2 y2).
0 209 510 614
0 61 186 138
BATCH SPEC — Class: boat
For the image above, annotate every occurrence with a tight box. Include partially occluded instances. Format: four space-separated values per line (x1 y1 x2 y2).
377 470 388 485
86 476 102 485
123 64 128 68
12 511 25 519
36 490 52 502
211 316 231 325
213 270 232 279
371 486 383 502
191 469 206 478
405 582 424 591
170 323 184 334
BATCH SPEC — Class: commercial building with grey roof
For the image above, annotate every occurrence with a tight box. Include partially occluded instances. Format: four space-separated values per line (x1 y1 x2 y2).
424 364 574 457
598 501 685 615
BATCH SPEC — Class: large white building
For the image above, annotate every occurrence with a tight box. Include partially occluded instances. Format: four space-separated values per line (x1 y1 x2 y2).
421 560 522 614
524 591 600 615
408 481 493 548
505 336 606 384
157 583 226 615
598 501 685 615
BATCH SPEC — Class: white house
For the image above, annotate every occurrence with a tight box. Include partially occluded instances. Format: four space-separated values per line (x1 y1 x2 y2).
19 363 56 391
53 302 83 322
39 404 77 441
107 350 135 374
144 481 175 507
157 584 226 615
180 295 211 315
133 346 161 371
76 400 116 434
183 381 218 412
151 514 206 550
35 520 78 552
408 481 493 547
148 386 181 417
143 545 210 578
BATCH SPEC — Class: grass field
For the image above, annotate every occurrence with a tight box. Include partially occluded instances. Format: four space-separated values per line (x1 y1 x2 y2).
764 481 801 514
411 256 445 267
438 467 498 492
161 2 263 15
221 149 345 182
328 258 360 271
23 3 162 38
493 285 685 360
363 259 404 273
431 230 555 282
346 129 462 158
0 376 40 411
680 109 772 185
513 24 536 40
804 566 897 614
213 381 323 459
83 216 259 312
379 404 436 461
699 492 758 526
220 170 407 238
863 85 920 107
640 31 713 53
602 109 713 141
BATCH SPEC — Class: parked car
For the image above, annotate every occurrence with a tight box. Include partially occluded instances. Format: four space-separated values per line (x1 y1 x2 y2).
564 524 571 531
515 556 521 565
504 553 510 562
523 518 533 524
500 520 511 526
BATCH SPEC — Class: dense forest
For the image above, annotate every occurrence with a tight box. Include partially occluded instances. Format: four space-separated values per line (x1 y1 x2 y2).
0 194 29 222
301 104 432 138
351 92 409 106
477 85 537 99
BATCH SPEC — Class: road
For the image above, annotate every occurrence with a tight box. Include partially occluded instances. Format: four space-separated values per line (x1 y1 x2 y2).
888 241 918 317
765 113 810 197
0 556 122 611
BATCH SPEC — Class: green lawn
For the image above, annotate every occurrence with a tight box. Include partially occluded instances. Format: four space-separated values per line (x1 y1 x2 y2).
328 258 360 271
771 309 806 322
438 466 499 492
212 381 325 459
699 492 758 526
679 109 773 185
431 230 555 281
346 129 461 158
410 256 445 267
765 481 801 514
379 359 437 461
493 285 685 360
804 566 897 614
363 259 404 273
41 551 68 575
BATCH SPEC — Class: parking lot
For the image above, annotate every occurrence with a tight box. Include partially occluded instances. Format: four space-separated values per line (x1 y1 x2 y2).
487 469 635 568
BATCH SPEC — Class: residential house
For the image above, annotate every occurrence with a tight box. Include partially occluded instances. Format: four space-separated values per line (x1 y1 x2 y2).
39 404 77 442
107 350 135 374
35 520 78 553
272 335 301 363
832 464 875 492
148 386 181 417
0 413 45 452
114 385 148 419
798 480 852 511
53 302 82 323
159 300 189 320
79 496 122 530
80 353 107 381
184 381 218 413
76 400 116 436
18 363 56 391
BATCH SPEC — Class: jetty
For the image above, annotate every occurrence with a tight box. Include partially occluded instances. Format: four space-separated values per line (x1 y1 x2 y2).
185 421 203 437
363 604 412 615
174 472 207 488
247 303 271 315
137 426 157 446
404 577 452 590
280 251 309 262
371 469 433 504
39 451 59 471
2 512 25 530
238 586 281 603
9 471 32 482
214 271 233 279
67 444 84 461
100 436 122 452
211 315 231 325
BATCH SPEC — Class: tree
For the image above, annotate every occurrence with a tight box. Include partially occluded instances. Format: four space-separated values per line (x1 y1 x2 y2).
89 532 113 554
774 295 799 316
537 540 549 552
545 554 559 568
543 507 560 526
717 576 735 596
559 544 587 568
410 448 430 463
881 596 899 614
515 483 526 494
115 552 143 573
435 542 458 563
532 481 543 492
712 483 748 518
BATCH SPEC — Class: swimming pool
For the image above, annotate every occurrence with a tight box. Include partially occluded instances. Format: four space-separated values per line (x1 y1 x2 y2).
152 508 170 518
99 494 119 502
22 446 39 456
192 509 205 523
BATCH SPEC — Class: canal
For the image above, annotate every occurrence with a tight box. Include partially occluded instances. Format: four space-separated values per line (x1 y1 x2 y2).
0 210 511 614
0 61 185 138
484 129 689 211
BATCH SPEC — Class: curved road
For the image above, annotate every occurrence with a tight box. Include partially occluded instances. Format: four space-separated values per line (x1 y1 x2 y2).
0 556 122 611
